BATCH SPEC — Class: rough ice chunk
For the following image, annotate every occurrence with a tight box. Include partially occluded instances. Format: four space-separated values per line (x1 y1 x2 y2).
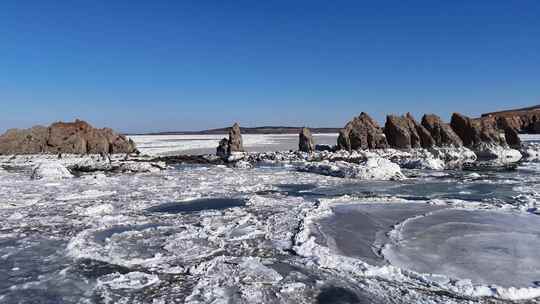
298 158 405 180
30 162 73 180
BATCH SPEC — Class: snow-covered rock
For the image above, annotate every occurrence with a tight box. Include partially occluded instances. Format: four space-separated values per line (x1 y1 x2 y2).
31 162 73 180
298 158 405 180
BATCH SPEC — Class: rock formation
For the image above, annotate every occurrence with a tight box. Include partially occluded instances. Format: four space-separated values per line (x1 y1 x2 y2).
497 117 521 148
0 119 138 155
481 105 540 133
450 113 506 148
216 138 229 158
384 113 435 149
337 112 388 151
216 123 245 160
228 123 244 154
421 114 463 147
298 127 315 152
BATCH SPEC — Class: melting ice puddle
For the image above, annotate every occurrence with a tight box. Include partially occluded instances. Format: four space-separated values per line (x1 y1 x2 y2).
147 198 246 214
383 209 540 288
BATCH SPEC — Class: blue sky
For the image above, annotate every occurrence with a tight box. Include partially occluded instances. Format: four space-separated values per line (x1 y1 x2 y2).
1 1 539 133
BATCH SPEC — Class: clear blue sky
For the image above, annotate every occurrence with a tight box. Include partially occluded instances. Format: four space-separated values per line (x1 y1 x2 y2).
1 1 539 133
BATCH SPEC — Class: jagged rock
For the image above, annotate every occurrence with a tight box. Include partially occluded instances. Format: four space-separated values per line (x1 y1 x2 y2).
228 123 244 154
384 115 415 149
421 114 463 147
0 119 138 155
298 127 315 153
215 123 245 161
450 113 506 148
406 113 436 148
0 126 49 154
384 113 434 149
497 117 521 148
482 105 540 133
216 138 229 159
337 112 388 151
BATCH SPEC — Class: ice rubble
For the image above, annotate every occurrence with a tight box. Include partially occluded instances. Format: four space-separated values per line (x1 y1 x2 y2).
298 158 405 180
248 146 478 171
186 256 283 304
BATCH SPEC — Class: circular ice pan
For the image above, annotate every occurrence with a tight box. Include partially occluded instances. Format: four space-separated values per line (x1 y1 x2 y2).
383 209 540 288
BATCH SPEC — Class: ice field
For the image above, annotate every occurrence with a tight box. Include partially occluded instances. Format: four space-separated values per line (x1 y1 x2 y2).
1 134 540 303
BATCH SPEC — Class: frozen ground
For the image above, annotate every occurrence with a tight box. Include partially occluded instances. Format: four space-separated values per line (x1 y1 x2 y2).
0 134 540 303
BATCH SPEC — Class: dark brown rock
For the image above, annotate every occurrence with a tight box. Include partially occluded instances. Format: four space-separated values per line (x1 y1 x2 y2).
450 113 505 147
384 113 437 149
0 119 137 155
406 113 436 148
384 115 414 149
482 105 540 133
298 127 315 152
421 114 463 147
227 123 244 153
497 117 521 148
337 112 388 151
216 138 229 158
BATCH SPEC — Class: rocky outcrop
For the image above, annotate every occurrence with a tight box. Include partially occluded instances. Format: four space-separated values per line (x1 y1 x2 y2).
421 114 463 147
0 120 138 155
298 127 315 153
337 112 388 151
482 105 540 133
216 123 245 160
384 113 435 149
450 113 506 148
497 117 521 148
228 123 244 154
406 113 436 148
